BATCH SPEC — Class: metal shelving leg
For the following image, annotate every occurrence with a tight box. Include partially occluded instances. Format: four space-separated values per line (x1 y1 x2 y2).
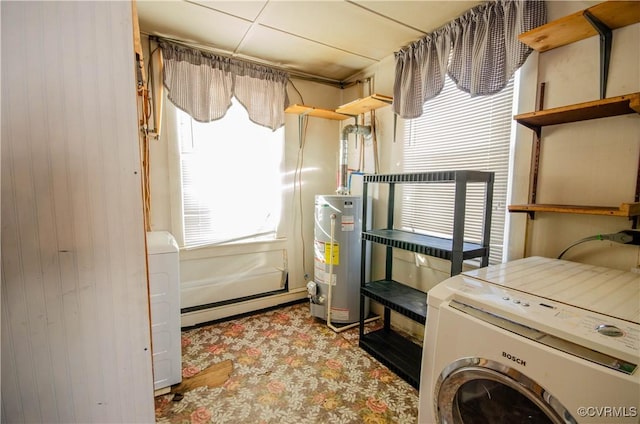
451 176 467 276
481 175 494 266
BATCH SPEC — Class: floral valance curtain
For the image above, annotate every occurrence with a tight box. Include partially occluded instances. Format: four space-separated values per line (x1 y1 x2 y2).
160 40 289 131
393 0 546 119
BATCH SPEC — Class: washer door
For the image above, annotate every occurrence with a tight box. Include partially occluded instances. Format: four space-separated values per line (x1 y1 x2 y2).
436 358 576 424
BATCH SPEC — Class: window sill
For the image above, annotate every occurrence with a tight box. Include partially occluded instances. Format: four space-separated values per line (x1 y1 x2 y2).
180 238 288 259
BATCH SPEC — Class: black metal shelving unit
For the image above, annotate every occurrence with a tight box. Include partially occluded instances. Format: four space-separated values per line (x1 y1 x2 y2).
358 170 494 389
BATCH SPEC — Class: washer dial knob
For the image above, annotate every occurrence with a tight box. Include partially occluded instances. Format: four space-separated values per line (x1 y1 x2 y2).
596 324 624 337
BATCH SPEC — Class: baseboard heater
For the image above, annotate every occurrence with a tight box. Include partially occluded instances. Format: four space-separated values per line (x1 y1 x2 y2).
181 273 289 314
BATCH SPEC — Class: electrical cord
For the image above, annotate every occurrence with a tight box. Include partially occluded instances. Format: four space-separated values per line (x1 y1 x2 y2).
295 117 309 278
557 230 640 259
289 78 308 278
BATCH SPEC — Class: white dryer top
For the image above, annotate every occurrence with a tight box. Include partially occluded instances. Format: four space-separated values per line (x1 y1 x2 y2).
464 256 640 324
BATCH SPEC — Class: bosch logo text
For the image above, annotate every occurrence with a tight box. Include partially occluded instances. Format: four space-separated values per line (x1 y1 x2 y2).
502 351 526 366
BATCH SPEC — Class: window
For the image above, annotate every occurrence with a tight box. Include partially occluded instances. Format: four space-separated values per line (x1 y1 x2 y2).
401 75 516 264
176 98 284 248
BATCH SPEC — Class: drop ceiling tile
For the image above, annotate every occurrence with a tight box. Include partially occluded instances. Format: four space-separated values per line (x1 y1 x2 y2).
239 25 377 81
136 0 488 81
258 1 424 60
137 0 251 52
188 1 268 22
353 1 483 34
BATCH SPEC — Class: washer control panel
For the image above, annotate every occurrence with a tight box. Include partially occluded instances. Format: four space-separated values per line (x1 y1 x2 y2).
441 275 640 367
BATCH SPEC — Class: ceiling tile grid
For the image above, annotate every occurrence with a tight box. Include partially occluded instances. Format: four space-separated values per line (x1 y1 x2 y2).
137 0 483 82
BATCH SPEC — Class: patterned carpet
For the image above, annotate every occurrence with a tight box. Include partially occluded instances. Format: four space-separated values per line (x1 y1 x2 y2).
154 302 419 423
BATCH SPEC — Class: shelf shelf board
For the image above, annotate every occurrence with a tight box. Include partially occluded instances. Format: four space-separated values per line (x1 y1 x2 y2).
514 92 640 130
285 94 392 119
359 328 422 389
363 280 427 324
362 229 487 260
519 1 640 52
285 104 350 120
335 94 392 116
508 202 640 217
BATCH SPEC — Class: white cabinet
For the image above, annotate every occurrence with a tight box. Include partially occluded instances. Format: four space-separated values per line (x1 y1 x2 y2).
147 231 182 390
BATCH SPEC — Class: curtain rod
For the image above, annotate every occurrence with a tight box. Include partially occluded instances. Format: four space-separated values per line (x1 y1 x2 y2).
143 33 355 89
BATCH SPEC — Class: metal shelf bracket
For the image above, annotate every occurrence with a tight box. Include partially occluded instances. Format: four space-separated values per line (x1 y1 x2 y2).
583 10 612 100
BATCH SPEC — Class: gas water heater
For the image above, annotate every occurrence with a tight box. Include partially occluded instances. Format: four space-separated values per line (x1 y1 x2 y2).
310 194 369 324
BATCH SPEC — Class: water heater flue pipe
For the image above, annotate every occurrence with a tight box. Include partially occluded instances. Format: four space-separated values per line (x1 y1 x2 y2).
337 124 371 195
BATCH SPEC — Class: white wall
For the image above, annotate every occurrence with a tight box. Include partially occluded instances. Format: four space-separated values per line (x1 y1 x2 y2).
1 2 154 422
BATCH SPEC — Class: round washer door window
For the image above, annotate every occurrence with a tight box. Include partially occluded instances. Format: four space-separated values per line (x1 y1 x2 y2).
435 358 575 424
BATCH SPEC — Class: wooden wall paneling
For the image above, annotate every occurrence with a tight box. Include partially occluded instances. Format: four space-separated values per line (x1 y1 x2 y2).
38 6 81 422
1 293 22 422
57 4 100 421
2 4 61 422
27 4 76 422
1 1 155 422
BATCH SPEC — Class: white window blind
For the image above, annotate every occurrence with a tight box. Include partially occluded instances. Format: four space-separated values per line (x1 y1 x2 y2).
401 76 515 264
176 98 284 248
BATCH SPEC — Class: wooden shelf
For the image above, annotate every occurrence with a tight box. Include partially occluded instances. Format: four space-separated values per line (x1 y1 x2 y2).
514 2 640 226
519 1 640 52
514 92 640 130
336 94 392 115
508 202 640 218
285 104 350 120
285 93 392 120
513 92 640 222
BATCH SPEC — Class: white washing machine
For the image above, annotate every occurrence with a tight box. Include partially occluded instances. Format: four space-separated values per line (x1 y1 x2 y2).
147 231 182 391
419 256 639 424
